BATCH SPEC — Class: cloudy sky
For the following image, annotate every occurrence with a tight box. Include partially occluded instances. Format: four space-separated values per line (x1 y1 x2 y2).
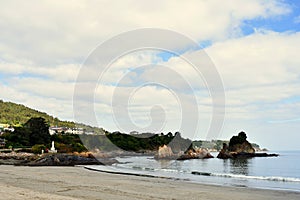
1 0 300 150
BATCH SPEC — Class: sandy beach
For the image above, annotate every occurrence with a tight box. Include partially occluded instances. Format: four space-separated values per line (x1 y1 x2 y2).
0 165 299 200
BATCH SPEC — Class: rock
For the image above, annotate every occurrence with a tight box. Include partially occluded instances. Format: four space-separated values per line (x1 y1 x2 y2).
217 144 233 159
217 132 279 159
155 145 214 160
24 153 118 166
191 171 212 176
154 145 177 159
177 148 214 160
232 152 279 158
229 141 255 154
0 152 37 165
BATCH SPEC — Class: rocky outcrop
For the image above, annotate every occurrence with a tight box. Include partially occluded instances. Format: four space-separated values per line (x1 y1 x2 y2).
217 132 278 159
217 143 233 159
25 153 120 166
177 148 213 160
24 154 96 166
155 145 213 160
154 145 178 159
231 152 278 158
0 152 119 166
0 152 37 165
229 141 255 153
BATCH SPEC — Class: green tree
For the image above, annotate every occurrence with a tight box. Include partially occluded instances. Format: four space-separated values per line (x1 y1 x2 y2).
24 117 50 146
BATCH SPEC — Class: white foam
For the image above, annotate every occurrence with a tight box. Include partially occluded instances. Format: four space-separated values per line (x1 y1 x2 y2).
192 171 300 183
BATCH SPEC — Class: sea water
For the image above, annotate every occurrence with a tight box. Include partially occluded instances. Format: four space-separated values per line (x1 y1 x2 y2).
90 151 300 192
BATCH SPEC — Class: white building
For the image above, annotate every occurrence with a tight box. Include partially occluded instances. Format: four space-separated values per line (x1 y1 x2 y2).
49 127 85 135
65 128 84 135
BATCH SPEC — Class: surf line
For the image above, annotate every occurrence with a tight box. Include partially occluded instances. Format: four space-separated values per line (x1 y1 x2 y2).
84 166 190 181
191 171 300 183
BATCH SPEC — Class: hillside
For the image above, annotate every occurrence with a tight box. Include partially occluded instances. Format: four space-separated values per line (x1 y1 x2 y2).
0 99 263 151
0 99 105 134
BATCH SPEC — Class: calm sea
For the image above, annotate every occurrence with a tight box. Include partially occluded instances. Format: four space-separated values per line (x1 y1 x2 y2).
89 151 300 192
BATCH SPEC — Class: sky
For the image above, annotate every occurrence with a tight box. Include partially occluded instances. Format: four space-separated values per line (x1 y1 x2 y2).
0 0 300 150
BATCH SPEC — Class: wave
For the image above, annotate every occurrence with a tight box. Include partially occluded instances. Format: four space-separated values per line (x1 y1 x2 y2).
130 166 187 174
191 171 300 183
84 165 189 181
130 166 300 183
132 166 156 171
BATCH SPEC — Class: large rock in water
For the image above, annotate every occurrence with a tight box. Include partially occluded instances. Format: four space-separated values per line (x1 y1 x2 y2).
217 131 278 159
155 145 177 159
177 148 214 160
229 141 255 154
155 145 214 160
217 143 233 159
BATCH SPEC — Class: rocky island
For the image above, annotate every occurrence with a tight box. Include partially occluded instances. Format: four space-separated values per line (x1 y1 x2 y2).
217 131 278 159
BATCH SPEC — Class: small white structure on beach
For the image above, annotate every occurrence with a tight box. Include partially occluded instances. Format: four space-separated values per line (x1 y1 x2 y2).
49 141 57 153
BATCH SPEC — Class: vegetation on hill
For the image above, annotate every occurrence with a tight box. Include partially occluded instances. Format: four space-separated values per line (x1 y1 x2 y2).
2 117 50 147
0 99 105 134
80 132 192 153
0 99 72 127
1 117 87 152
0 100 262 154
0 100 193 153
2 117 192 153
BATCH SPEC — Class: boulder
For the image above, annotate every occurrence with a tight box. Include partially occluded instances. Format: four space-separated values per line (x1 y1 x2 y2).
177 148 214 160
154 145 178 159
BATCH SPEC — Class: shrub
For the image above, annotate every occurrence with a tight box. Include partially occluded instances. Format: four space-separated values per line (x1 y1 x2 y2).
32 144 46 154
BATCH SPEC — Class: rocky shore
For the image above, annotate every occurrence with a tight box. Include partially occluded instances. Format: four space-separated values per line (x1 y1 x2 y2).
0 152 118 166
0 152 37 165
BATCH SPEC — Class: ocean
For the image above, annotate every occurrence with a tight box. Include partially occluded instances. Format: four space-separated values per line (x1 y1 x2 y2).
88 151 300 192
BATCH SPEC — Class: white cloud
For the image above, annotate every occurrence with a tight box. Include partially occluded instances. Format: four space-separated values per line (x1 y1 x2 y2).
1 1 300 148
7 77 75 100
0 0 290 65
207 31 300 88
198 31 300 138
0 62 80 82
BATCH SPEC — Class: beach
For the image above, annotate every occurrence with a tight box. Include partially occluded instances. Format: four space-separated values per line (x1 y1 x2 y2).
0 165 299 200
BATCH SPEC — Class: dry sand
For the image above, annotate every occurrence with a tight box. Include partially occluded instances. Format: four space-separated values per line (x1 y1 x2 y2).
0 165 299 200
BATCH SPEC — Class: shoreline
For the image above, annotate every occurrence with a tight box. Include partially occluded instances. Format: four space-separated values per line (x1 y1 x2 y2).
0 165 299 200
84 165 300 193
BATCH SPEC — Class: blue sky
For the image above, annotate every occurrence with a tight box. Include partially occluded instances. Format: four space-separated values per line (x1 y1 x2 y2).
0 0 300 150
242 1 300 34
